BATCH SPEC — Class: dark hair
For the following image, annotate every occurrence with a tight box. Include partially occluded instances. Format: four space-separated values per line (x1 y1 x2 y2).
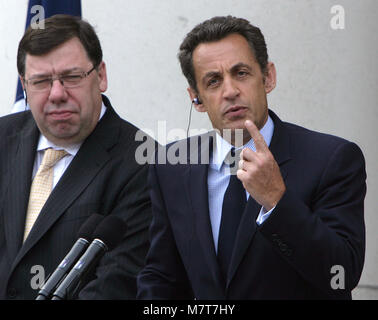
178 16 269 93
17 14 102 77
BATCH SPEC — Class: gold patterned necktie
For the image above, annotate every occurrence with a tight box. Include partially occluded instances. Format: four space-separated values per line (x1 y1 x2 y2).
23 148 68 241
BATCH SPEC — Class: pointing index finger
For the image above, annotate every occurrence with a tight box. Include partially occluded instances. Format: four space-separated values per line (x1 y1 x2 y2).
245 120 268 152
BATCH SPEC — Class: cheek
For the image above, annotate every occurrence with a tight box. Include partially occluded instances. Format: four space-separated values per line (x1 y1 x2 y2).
29 98 46 121
206 104 221 121
78 97 102 127
248 83 267 106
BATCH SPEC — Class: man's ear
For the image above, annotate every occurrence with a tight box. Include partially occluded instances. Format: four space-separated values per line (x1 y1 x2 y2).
19 76 28 102
97 61 108 93
19 76 25 90
187 87 206 112
263 62 277 94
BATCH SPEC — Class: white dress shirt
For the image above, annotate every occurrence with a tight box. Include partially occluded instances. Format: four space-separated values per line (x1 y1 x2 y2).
31 103 107 188
208 115 275 252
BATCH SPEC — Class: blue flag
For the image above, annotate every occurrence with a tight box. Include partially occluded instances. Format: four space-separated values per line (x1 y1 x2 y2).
12 0 82 113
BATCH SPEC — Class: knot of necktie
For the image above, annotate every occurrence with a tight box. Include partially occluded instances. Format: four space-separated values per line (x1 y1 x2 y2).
39 148 68 171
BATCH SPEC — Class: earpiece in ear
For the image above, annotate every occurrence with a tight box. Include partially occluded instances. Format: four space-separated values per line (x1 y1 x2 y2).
192 97 202 105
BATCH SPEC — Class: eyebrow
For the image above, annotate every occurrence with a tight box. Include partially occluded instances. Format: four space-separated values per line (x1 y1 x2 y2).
202 71 221 84
201 62 253 84
230 62 253 73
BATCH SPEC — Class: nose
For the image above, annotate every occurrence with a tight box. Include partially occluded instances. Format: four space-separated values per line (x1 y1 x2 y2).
222 77 240 101
48 79 68 104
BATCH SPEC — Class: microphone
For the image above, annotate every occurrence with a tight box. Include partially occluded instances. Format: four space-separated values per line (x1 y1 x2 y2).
51 215 126 300
35 213 104 300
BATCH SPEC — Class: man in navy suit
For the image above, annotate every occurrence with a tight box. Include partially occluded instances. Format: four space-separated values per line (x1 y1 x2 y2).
137 16 366 299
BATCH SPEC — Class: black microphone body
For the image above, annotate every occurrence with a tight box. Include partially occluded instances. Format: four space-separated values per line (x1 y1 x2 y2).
51 215 126 300
35 238 89 300
35 213 104 300
51 239 107 300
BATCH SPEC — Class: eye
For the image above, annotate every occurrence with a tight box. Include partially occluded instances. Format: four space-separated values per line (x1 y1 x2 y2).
237 70 249 77
29 78 51 90
207 77 220 88
31 78 50 85
61 74 83 83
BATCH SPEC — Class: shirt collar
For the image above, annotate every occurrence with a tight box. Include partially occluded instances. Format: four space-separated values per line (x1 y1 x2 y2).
36 102 107 155
212 115 274 171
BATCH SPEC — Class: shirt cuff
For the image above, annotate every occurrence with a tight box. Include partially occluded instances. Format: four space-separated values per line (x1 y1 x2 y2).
256 205 276 225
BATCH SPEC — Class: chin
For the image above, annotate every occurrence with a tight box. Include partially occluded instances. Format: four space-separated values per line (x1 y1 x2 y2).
225 119 248 131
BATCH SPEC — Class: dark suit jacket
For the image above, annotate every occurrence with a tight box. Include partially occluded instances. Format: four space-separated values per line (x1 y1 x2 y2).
137 110 366 300
0 95 154 299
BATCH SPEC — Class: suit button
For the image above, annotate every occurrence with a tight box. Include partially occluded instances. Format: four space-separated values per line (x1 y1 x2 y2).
279 243 288 252
7 288 17 299
272 234 279 243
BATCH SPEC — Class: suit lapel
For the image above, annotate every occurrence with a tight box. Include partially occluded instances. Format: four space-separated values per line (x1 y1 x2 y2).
2 113 39 262
268 110 292 180
227 196 260 287
227 110 292 288
14 97 120 266
187 133 225 290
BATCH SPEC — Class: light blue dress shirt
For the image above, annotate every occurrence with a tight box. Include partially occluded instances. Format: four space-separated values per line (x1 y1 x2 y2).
208 116 275 252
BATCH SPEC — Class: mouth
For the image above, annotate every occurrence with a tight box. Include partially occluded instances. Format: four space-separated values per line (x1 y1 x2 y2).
224 105 248 118
47 110 76 121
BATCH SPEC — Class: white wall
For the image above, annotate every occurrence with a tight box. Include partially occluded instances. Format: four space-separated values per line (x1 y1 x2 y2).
1 0 377 299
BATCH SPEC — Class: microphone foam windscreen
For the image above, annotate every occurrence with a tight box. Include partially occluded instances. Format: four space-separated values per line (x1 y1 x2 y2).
77 213 104 240
92 215 127 250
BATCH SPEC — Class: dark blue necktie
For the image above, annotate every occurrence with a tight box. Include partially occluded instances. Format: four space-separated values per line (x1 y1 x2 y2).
217 148 247 282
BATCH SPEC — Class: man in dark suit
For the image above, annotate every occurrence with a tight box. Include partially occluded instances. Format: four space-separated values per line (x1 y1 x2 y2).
0 15 154 299
137 16 366 299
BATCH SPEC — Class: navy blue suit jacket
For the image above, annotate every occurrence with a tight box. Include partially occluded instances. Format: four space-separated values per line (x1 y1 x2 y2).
137 110 366 299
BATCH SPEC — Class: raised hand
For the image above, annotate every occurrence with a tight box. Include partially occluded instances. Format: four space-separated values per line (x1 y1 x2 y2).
236 120 286 211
